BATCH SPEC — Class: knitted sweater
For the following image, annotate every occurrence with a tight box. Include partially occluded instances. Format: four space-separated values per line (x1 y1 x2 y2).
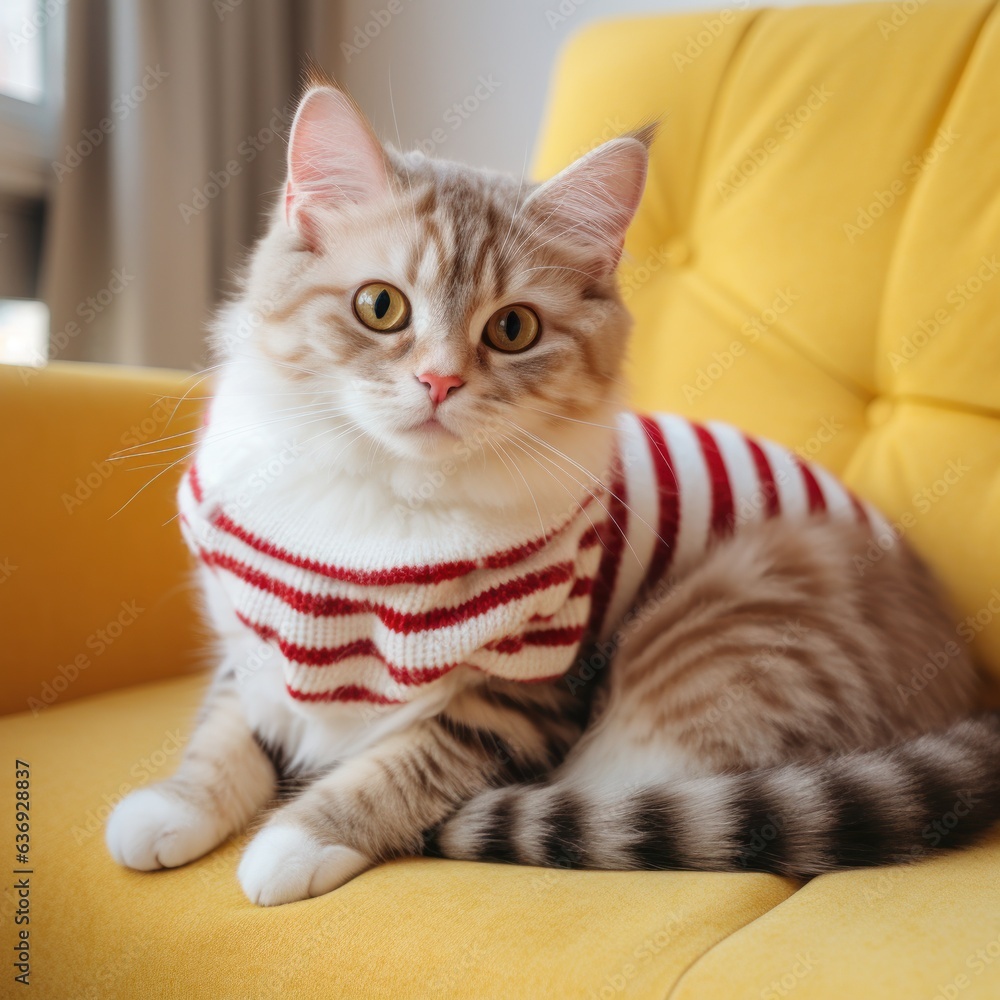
178 412 876 706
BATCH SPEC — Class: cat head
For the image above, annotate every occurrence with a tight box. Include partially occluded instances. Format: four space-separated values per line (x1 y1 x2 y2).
219 83 651 504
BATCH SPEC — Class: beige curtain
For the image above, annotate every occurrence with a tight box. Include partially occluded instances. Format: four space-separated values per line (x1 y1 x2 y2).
42 0 332 370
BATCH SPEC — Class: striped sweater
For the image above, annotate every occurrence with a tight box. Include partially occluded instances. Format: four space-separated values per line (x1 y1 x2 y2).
178 413 878 706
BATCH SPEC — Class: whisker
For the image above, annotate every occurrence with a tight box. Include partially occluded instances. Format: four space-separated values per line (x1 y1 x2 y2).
109 401 349 462
507 424 663 570
496 143 531 268
502 437 608 558
513 400 624 432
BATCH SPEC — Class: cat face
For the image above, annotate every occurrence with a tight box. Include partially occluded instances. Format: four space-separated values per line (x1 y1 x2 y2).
227 85 650 481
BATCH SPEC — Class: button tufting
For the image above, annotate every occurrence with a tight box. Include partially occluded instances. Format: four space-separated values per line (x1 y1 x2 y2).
866 398 894 428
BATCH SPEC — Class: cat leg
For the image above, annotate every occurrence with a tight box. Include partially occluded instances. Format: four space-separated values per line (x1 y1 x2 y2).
237 681 581 905
106 670 277 870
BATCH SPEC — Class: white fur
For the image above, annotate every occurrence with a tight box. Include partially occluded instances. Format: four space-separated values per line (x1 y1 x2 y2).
106 787 221 870
237 825 371 905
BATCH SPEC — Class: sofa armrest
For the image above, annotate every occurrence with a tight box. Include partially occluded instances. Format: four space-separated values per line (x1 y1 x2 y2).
0 361 205 717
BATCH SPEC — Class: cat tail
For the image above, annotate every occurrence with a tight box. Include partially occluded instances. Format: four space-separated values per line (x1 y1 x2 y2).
432 714 1000 876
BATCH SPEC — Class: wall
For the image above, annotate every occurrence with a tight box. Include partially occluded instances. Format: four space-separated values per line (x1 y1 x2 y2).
331 0 860 176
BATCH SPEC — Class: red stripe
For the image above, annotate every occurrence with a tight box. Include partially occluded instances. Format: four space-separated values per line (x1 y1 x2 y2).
586 458 629 639
195 459 594 587
638 415 680 591
569 577 594 598
485 626 585 655
288 685 405 705
481 500 596 569
693 424 735 536
797 459 827 514
487 636 522 654
213 508 476 586
203 547 576 634
236 612 454 683
188 464 204 503
744 436 781 519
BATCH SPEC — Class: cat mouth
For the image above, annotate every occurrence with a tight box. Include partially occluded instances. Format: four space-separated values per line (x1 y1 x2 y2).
409 416 457 437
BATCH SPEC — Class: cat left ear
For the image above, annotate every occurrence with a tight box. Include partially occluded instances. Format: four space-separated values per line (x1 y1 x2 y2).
525 131 652 278
285 86 390 249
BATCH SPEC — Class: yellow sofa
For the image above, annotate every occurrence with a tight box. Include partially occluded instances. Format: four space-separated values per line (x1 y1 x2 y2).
4 2 1000 996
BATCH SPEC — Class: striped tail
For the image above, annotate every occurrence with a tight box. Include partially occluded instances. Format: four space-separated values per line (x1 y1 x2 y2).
433 715 1000 876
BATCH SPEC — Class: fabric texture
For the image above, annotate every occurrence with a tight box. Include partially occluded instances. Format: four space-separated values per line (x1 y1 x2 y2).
180 411 870 704
4 2 1000 996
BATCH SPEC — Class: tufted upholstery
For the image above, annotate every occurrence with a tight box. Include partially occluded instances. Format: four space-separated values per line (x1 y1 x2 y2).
536 0 1000 682
3 4 1000 997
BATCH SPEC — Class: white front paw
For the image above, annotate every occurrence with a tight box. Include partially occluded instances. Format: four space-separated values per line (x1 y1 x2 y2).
106 786 221 871
237 825 371 906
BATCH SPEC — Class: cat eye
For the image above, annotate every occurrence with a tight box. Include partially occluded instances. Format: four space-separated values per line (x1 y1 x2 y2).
353 282 411 332
482 305 540 353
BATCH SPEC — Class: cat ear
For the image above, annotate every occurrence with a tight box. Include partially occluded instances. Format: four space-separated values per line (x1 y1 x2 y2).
285 86 390 247
525 133 651 277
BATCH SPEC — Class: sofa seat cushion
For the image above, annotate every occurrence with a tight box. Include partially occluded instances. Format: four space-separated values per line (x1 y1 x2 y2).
1 674 797 999
671 827 1000 1000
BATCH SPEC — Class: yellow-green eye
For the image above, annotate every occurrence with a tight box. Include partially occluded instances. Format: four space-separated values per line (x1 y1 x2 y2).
483 305 540 352
353 282 410 332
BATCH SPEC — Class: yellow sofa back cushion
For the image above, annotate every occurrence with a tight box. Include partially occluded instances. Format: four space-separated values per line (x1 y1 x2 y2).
0 362 204 716
534 0 1000 679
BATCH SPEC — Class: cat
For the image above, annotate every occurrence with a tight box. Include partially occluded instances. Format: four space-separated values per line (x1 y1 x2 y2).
105 79 1000 906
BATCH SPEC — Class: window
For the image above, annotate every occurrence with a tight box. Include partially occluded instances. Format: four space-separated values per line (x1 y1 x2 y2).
0 0 45 103
0 0 64 366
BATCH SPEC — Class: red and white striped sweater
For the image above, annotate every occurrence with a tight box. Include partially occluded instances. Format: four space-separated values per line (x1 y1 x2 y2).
178 413 879 706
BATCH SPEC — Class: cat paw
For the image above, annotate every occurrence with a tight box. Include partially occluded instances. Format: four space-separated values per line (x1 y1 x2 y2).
106 786 221 870
237 825 371 906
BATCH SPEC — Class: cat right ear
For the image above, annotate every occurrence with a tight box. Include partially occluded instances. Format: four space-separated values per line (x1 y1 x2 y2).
285 86 390 249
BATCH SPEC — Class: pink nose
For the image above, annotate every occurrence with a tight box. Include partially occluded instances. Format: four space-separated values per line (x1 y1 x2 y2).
417 372 464 406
